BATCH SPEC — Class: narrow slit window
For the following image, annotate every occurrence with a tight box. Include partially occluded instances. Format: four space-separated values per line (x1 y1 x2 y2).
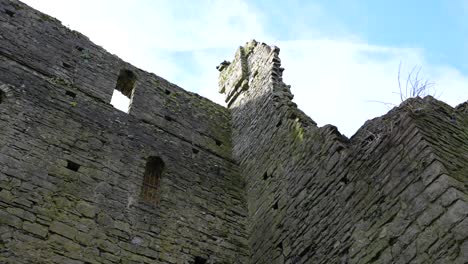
111 69 137 113
0 90 5 104
141 156 165 205
272 200 279 210
62 62 72 69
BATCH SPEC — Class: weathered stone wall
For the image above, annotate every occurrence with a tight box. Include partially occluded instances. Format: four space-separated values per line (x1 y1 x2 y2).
219 40 468 263
1 1 468 263
0 1 248 263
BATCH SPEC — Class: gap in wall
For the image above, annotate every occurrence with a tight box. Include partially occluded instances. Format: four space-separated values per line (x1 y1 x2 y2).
111 69 137 113
111 89 131 113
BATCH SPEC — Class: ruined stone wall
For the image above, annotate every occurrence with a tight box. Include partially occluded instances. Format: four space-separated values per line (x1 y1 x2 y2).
0 1 248 263
1 1 468 263
219 40 468 263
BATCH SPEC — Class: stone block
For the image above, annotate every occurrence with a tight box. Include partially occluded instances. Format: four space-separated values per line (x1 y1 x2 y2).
0 210 22 228
76 201 96 218
23 221 48 238
49 221 77 240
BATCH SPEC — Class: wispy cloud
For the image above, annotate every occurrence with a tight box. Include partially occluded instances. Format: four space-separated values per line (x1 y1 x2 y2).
276 39 466 136
22 0 468 137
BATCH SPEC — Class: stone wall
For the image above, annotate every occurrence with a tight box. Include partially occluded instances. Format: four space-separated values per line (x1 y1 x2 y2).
0 1 248 263
1 0 467 263
219 40 468 263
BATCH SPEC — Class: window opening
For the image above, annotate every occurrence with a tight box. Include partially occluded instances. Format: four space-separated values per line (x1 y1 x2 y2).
193 257 207 264
141 156 165 205
62 62 72 69
66 160 81 172
111 69 137 113
5 10 15 17
272 200 279 210
0 90 5 104
65 90 76 98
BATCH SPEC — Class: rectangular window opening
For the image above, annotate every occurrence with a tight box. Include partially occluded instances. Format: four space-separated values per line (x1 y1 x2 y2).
65 90 76 98
193 257 207 264
141 156 165 205
214 139 222 146
5 9 15 17
66 160 81 172
111 69 137 113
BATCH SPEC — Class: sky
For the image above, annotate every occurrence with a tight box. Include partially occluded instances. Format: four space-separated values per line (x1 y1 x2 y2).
22 0 468 137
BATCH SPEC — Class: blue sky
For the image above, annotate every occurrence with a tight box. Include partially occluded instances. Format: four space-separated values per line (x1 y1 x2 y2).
22 0 468 137
253 0 468 72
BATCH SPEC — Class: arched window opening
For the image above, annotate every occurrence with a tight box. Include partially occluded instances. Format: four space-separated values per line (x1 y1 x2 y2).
141 156 165 204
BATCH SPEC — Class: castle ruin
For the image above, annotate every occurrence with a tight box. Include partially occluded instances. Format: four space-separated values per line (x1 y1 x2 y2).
1 1 467 263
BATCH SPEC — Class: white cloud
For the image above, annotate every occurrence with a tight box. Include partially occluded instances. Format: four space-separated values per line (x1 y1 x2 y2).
22 0 267 79
277 40 414 136
21 0 468 137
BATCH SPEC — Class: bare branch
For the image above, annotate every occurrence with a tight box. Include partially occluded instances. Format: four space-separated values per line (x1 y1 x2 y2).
397 63 437 102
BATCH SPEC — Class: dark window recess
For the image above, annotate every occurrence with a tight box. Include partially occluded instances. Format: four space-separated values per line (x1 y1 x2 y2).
277 242 283 250
365 134 376 143
214 139 222 146
65 91 76 98
289 113 297 120
193 257 207 264
0 90 5 104
336 145 345 153
115 69 137 98
272 200 279 210
164 115 173 122
66 160 81 172
340 176 349 184
62 62 72 69
389 237 398 246
141 156 165 205
165 89 171 95
192 148 199 154
75 46 84 52
5 9 15 17
276 119 282 127
263 171 268 180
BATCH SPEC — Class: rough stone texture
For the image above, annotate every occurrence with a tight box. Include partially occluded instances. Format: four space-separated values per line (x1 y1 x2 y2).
218 40 468 264
0 1 248 263
1 1 467 264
